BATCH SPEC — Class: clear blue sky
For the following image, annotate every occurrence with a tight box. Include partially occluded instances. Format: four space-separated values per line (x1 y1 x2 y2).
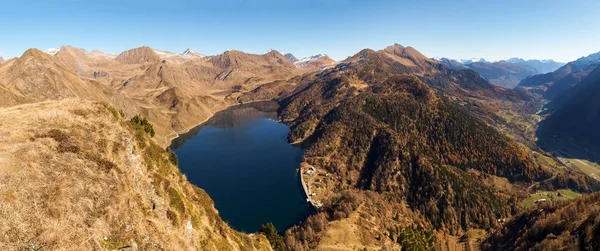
1 0 599 62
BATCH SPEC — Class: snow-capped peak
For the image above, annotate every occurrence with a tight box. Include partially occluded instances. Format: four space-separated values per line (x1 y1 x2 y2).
459 58 487 64
296 54 327 63
44 48 60 55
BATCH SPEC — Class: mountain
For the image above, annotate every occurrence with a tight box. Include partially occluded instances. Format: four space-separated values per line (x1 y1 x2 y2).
238 44 599 250
435 57 469 70
284 53 299 63
293 54 336 71
115 46 162 64
436 58 541 89
572 51 600 66
182 48 204 58
2 42 599 250
44 48 61 55
153 48 205 64
459 57 488 64
203 49 298 87
88 49 117 60
537 65 600 159
0 45 305 249
377 44 438 74
437 57 565 89
0 99 272 250
465 60 539 89
0 45 300 147
0 56 4 64
507 58 564 73
518 51 600 99
0 48 113 106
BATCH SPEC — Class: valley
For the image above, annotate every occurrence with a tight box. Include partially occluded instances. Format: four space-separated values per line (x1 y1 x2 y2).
3 1 600 250
1 42 599 251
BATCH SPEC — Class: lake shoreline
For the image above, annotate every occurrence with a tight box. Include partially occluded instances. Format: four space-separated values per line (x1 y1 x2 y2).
170 101 314 232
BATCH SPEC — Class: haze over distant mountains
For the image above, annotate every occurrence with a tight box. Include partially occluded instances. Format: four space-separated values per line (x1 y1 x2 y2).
435 56 565 88
506 58 565 73
517 50 600 99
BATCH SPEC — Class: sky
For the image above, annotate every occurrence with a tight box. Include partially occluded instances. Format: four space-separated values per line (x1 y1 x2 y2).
0 0 599 62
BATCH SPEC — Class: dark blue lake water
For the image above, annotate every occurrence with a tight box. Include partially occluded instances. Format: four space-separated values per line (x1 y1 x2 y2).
170 102 313 233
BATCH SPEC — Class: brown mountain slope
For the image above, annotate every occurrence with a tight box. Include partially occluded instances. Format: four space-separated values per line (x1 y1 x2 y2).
115 46 162 64
0 46 301 147
154 49 205 64
0 99 271 250
294 55 337 71
378 43 438 74
0 48 113 106
204 50 298 88
54 45 97 77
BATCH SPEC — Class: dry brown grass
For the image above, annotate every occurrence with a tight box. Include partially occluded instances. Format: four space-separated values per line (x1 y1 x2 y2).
0 99 271 251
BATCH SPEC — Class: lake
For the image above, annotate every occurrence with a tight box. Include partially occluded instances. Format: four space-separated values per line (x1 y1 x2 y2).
170 101 313 233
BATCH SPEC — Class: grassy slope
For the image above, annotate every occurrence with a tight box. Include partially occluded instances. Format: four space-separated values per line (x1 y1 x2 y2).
0 99 271 250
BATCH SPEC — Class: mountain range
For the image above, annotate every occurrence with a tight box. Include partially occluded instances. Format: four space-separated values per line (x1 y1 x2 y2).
283 53 337 71
246 44 599 250
506 58 565 73
537 64 600 160
517 51 600 100
436 57 565 89
1 43 599 250
0 45 305 148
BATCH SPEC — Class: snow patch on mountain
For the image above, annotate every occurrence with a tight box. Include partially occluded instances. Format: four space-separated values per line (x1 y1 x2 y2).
295 54 327 64
44 48 61 55
460 58 488 64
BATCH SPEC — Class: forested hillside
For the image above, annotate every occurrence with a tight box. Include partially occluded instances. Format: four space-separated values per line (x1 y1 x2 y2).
483 192 600 250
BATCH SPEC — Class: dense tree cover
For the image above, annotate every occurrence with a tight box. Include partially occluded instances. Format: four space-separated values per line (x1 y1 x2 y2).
281 74 549 234
259 223 286 251
276 52 577 236
166 148 178 166
394 224 436 251
482 192 600 250
276 48 599 250
130 115 155 137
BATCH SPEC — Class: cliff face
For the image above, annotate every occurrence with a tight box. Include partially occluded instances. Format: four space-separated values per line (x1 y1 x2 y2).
0 99 271 251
